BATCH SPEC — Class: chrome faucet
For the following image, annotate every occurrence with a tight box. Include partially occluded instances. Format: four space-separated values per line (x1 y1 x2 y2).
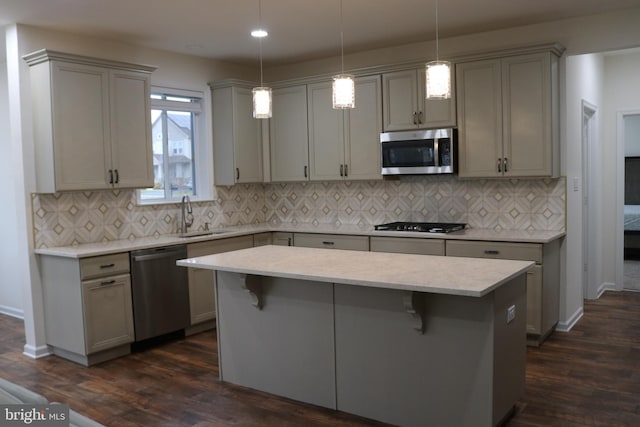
180 195 194 234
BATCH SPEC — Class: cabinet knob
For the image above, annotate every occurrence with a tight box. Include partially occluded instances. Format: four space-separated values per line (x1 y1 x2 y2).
484 250 500 255
109 169 114 184
114 169 119 184
497 158 502 173
99 263 115 269
340 164 344 177
236 168 240 180
344 164 348 177
304 165 308 178
322 241 335 246
503 158 508 173
412 111 418 125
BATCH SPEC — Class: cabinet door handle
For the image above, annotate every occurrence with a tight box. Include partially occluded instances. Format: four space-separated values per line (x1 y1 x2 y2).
484 250 500 255
412 111 418 125
109 169 114 184
287 237 292 246
236 168 240 180
344 164 348 177
340 164 344 177
99 263 115 269
114 169 119 184
418 111 424 124
322 241 335 246
100 280 116 286
497 158 502 173
503 158 508 173
304 165 308 178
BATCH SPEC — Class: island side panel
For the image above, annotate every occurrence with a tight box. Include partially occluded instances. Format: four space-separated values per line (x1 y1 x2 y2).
215 271 337 409
334 284 495 427
492 274 527 426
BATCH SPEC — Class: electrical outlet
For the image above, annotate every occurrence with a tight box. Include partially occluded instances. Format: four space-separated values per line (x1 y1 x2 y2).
507 305 516 324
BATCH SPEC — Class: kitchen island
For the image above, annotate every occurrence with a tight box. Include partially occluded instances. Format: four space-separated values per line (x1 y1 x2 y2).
178 245 533 427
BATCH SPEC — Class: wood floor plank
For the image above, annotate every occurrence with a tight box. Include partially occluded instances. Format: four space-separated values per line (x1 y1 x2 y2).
2 290 640 426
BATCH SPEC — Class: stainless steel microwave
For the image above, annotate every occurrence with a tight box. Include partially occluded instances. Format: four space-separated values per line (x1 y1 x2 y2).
380 128 456 175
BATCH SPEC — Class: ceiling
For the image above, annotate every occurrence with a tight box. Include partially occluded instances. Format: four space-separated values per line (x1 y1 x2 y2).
1 0 640 66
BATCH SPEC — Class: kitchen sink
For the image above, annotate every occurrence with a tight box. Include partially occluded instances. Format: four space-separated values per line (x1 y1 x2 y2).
177 230 230 238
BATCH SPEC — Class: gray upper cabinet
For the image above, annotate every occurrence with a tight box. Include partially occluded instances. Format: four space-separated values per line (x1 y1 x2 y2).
24 49 155 193
212 82 263 185
307 75 382 181
269 85 310 182
456 50 560 178
382 68 456 132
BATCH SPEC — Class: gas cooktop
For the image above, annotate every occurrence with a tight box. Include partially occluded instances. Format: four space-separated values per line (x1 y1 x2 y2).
374 222 467 233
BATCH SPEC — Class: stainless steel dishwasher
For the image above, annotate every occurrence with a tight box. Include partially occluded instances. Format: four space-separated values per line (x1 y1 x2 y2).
130 245 190 343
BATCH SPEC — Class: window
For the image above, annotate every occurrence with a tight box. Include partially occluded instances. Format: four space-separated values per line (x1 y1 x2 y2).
138 87 212 203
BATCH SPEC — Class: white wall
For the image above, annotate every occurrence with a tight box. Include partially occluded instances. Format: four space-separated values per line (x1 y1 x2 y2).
603 51 640 290
267 7 640 81
563 54 605 312
0 30 24 318
623 113 640 157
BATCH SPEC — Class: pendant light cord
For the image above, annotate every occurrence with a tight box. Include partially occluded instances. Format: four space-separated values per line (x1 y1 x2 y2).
435 0 439 61
259 0 264 86
340 0 345 74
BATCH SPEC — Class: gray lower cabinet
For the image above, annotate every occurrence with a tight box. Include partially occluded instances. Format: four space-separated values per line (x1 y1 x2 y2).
445 239 560 344
249 232 294 246
293 233 369 251
334 280 526 427
40 252 134 366
370 236 445 255
215 271 336 409
186 235 253 327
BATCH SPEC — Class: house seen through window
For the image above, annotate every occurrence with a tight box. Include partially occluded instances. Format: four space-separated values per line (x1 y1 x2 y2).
139 91 202 202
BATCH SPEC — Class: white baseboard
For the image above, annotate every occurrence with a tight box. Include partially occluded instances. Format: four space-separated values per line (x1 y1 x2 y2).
23 344 51 359
599 282 617 296
0 305 24 319
556 306 584 332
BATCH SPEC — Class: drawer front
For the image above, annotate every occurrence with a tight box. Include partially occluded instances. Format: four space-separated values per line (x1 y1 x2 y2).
294 233 369 251
80 253 130 280
446 240 542 263
187 235 254 258
370 237 445 256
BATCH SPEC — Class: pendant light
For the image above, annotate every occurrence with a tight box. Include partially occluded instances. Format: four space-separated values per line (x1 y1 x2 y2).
252 0 272 118
332 0 355 109
425 0 451 100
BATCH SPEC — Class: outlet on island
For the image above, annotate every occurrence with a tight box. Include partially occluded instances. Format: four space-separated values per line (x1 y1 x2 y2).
507 305 516 324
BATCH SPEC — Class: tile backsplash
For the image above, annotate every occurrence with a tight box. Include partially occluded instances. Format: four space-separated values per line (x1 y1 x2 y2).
32 176 566 248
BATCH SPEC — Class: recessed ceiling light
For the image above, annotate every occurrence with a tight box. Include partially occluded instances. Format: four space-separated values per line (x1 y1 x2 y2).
251 29 268 38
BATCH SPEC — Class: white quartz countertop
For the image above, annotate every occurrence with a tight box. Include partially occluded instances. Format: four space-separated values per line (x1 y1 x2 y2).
34 223 565 258
177 245 534 297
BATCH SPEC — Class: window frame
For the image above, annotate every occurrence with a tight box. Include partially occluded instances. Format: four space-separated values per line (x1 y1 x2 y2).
137 86 213 205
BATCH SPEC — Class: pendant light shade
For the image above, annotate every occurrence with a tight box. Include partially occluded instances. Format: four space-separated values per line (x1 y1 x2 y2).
425 0 451 100
252 0 272 119
332 0 355 109
252 86 272 119
332 74 355 109
425 60 451 99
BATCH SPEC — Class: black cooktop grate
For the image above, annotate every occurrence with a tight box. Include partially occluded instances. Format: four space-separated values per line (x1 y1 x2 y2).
374 222 466 233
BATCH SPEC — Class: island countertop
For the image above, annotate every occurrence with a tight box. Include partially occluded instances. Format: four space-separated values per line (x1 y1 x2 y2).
177 245 534 297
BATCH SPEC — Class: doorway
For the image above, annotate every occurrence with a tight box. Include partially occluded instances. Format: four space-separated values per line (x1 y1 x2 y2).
621 113 640 290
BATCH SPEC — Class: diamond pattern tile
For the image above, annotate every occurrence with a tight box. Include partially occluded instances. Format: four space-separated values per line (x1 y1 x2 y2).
32 177 566 248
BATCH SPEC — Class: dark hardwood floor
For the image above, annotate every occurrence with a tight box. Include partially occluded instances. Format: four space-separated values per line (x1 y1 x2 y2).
2 291 640 426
